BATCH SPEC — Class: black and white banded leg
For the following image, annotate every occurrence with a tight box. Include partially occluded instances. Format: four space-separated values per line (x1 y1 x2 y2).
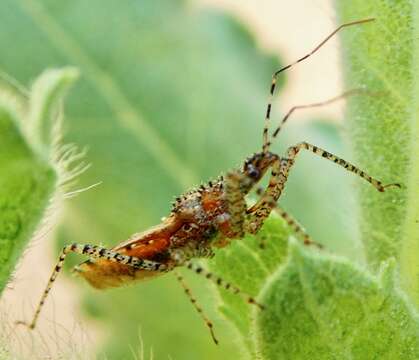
175 271 218 344
16 243 166 330
185 262 264 310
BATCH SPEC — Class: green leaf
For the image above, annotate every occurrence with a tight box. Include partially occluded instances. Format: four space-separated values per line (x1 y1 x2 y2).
255 239 419 360
28 67 79 156
335 1 419 304
0 67 77 292
209 215 419 359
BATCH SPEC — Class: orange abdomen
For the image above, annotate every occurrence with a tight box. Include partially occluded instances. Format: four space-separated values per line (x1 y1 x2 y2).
75 216 183 289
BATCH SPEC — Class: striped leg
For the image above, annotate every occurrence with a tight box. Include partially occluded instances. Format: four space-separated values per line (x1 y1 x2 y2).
186 262 264 310
16 243 166 330
251 90 369 232
286 142 401 192
245 156 289 234
224 170 252 238
262 18 375 153
272 206 322 248
246 141 399 239
253 187 320 248
175 271 218 344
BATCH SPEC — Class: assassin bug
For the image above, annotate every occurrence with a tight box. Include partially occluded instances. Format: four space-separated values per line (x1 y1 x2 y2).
17 18 400 344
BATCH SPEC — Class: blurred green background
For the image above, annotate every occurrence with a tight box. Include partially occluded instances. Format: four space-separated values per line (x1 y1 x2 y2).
0 0 362 359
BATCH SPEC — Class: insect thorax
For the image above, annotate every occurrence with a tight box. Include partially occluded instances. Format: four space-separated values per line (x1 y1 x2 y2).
169 176 233 254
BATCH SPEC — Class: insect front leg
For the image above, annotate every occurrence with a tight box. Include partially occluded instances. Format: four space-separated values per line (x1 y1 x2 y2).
247 139 400 235
245 156 289 234
16 243 167 330
286 142 401 192
224 170 253 238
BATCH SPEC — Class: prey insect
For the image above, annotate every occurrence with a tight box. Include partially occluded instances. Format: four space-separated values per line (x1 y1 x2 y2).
17 18 400 344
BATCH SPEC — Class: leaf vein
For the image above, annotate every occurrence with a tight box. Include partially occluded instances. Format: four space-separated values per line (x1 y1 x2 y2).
18 0 199 189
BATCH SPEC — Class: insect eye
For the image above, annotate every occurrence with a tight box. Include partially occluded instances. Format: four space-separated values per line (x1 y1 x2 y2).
246 165 260 179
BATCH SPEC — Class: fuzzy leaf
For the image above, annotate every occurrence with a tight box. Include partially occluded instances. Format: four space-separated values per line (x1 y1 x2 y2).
209 216 290 356
255 239 419 360
336 0 419 305
210 218 419 360
0 68 77 292
28 67 79 156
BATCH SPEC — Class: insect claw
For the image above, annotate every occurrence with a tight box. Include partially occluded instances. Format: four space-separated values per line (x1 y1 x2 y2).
255 302 265 311
209 327 219 345
248 297 265 310
381 182 402 191
303 239 323 249
15 320 34 330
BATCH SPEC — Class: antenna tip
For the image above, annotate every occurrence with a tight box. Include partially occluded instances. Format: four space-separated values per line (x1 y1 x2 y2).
364 17 376 22
343 18 376 27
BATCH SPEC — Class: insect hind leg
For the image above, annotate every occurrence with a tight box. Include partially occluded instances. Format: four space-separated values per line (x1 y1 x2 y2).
16 243 166 330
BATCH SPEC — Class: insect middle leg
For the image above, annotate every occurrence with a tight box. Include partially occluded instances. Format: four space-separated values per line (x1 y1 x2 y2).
174 271 218 344
16 243 167 330
272 205 319 246
185 262 264 309
253 187 318 248
176 261 265 344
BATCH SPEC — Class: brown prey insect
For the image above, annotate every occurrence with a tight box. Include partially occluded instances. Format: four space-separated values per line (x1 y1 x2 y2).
17 18 400 344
